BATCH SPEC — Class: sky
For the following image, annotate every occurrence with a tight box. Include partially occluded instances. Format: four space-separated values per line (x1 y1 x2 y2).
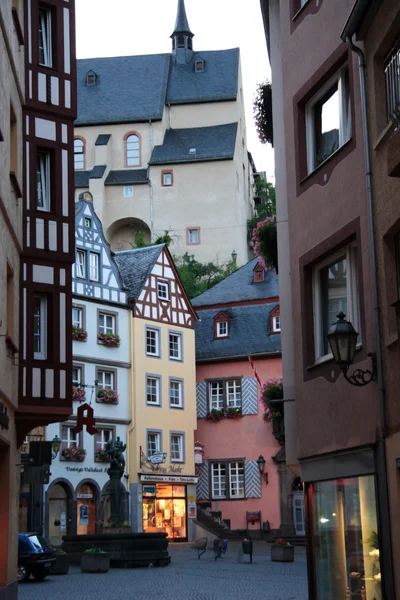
75 0 275 179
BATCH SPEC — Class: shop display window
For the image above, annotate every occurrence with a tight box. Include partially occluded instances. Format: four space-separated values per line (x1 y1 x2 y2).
311 475 381 600
142 484 187 540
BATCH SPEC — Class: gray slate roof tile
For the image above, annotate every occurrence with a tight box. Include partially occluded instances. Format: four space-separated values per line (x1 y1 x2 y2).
75 171 90 188
95 134 111 146
89 165 107 179
105 169 148 186
114 245 164 299
149 123 237 165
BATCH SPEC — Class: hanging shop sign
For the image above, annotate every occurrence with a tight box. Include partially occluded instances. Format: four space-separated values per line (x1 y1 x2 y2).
74 403 98 435
140 474 198 484
148 452 167 465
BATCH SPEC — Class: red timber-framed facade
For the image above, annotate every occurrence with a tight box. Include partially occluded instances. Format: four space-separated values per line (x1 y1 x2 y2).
16 0 77 441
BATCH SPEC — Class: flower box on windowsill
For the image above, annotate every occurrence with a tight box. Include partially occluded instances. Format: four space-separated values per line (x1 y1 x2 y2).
96 389 119 405
225 407 242 420
95 449 111 463
72 386 86 403
72 327 88 342
205 409 225 422
97 333 121 348
61 447 86 462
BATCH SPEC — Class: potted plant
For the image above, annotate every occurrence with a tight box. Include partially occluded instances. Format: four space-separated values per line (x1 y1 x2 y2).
260 378 284 406
225 407 242 420
252 216 278 273
80 547 110 573
205 409 225 422
72 327 88 342
96 389 119 405
61 446 86 462
72 386 85 402
97 332 121 348
95 448 111 463
271 539 294 562
49 548 69 575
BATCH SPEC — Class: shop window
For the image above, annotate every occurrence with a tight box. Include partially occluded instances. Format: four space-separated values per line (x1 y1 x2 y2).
89 252 100 281
313 244 360 361
208 379 242 411
157 280 169 301
76 250 86 278
211 461 244 499
36 149 51 211
169 332 182 361
142 484 187 540
74 138 85 170
98 312 116 335
146 326 160 357
170 433 184 462
38 4 54 68
76 483 96 536
146 375 161 406
33 293 47 360
169 379 183 409
311 476 381 599
306 65 351 174
125 133 140 167
147 431 161 456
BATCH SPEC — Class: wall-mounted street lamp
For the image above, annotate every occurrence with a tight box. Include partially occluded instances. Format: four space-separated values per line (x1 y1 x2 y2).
327 312 377 387
51 435 61 459
256 455 269 485
231 249 238 263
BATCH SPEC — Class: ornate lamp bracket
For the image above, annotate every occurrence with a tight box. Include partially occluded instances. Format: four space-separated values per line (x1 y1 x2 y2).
340 352 377 387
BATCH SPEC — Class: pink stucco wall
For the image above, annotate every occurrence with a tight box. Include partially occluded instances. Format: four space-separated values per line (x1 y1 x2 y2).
196 357 282 532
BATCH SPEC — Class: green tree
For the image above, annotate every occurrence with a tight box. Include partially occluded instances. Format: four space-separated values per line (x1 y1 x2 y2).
173 253 238 299
248 176 276 240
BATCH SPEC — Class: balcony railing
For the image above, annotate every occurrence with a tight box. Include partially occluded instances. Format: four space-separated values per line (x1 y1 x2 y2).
385 41 400 127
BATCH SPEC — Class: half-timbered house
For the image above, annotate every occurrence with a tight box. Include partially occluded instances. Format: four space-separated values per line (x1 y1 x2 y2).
45 193 130 544
115 244 198 541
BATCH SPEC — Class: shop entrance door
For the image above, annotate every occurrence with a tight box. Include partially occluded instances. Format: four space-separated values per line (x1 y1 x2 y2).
76 483 96 535
293 491 305 536
48 483 71 546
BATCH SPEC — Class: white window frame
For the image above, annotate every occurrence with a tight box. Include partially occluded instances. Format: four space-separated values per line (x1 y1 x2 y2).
169 379 183 408
211 463 227 499
313 244 360 362
211 461 244 500
36 150 51 211
170 434 184 463
226 380 242 409
272 316 281 332
61 425 78 451
229 462 245 499
38 6 52 68
76 250 86 279
146 327 160 357
84 218 91 228
72 306 83 329
123 185 134 198
147 431 161 457
98 312 116 335
97 370 114 390
216 320 228 338
126 134 140 167
305 64 351 174
162 172 172 186
74 139 84 170
157 280 169 300
209 381 224 411
95 428 112 452
33 294 47 360
72 366 82 387
146 376 161 406
188 229 199 244
169 332 182 361
89 252 99 281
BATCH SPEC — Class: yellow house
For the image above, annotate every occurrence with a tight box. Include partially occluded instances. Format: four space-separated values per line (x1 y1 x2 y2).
115 244 198 542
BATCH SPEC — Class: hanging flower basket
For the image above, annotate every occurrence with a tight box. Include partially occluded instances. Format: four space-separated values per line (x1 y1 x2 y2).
72 327 88 342
225 407 243 420
95 448 111 463
61 446 86 462
260 378 283 410
97 333 121 348
96 389 119 405
72 386 86 402
205 409 225 422
252 216 278 273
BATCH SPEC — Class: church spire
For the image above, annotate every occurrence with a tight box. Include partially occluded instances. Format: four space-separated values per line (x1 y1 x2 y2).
171 0 194 63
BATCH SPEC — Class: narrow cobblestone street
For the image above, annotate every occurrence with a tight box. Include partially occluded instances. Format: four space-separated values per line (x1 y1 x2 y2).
18 543 308 600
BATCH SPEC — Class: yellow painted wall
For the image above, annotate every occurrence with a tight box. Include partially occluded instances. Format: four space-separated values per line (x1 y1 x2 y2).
127 316 197 482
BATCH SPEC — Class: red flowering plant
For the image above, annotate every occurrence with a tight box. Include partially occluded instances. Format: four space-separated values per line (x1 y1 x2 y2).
273 538 292 547
97 333 121 348
95 448 111 463
96 389 119 405
225 407 243 420
205 409 225 422
260 378 283 421
72 327 88 342
61 445 86 462
252 216 278 272
72 386 86 402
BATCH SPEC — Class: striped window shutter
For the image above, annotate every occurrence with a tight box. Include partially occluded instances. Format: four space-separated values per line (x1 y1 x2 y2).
196 463 209 500
245 460 262 498
242 378 259 415
196 382 207 418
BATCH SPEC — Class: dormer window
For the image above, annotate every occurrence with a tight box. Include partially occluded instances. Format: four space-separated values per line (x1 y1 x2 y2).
253 263 265 283
195 59 204 73
214 313 229 339
217 322 228 337
270 307 281 334
86 70 97 86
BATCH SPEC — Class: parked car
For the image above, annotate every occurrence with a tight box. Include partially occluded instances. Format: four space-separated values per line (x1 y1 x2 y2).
18 533 55 582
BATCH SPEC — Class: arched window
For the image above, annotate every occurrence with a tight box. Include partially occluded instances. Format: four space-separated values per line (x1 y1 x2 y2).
125 133 140 167
74 137 85 170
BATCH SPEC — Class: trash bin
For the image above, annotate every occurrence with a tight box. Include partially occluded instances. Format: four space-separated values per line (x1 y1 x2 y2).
242 538 253 563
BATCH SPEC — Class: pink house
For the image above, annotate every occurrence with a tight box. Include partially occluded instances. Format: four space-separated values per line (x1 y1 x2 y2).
192 259 296 539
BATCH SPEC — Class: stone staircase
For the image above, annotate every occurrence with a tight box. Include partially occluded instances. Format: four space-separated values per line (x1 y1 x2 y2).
195 504 239 539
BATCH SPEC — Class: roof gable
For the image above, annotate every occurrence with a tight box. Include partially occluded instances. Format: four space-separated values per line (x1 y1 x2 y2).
114 244 164 300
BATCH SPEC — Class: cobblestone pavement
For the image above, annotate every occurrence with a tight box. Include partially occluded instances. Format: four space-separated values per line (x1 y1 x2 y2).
18 542 309 600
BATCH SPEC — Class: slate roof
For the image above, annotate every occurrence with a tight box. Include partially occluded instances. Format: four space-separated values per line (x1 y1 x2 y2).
75 171 90 188
192 258 279 307
114 245 164 299
75 55 171 125
195 304 281 361
149 123 237 165
95 134 111 146
105 169 148 186
75 48 239 126
90 165 107 179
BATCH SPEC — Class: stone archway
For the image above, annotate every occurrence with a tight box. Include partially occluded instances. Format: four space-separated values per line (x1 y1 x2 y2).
106 217 151 252
46 478 75 545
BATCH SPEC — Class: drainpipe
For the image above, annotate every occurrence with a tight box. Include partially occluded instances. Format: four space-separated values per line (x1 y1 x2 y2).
148 178 154 233
346 36 395 600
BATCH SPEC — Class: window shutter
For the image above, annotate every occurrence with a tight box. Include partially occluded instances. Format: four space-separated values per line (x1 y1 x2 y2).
196 382 207 418
242 378 259 415
196 463 209 500
245 460 262 498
